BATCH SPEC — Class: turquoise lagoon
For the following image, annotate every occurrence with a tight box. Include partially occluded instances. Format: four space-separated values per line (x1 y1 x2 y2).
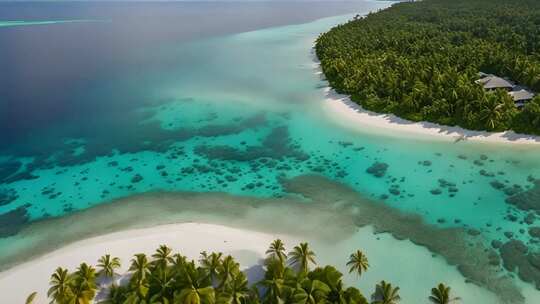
1 1 540 303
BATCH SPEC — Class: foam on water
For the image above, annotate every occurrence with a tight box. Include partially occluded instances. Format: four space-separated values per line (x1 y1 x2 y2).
0 20 105 27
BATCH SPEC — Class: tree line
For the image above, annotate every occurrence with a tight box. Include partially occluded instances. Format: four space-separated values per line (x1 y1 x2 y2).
315 0 540 134
25 240 461 303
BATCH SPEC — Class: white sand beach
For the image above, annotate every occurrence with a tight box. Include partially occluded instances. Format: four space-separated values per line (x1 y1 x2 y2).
0 223 299 304
322 87 540 145
311 62 540 145
1 221 530 304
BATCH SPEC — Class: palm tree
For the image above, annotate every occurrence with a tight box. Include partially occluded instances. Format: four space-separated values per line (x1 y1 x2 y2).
218 271 250 304
152 245 174 270
259 276 287 303
291 278 331 304
71 262 98 304
25 292 37 304
308 265 347 303
246 285 261 304
218 255 240 290
371 281 401 304
343 286 368 304
103 284 129 304
97 254 121 279
288 243 316 274
126 279 150 303
149 266 175 303
478 91 511 130
266 239 287 265
174 286 215 304
174 262 215 304
129 253 151 302
172 253 189 271
346 250 369 278
199 251 223 285
263 257 287 292
47 267 73 303
130 253 151 283
429 283 461 304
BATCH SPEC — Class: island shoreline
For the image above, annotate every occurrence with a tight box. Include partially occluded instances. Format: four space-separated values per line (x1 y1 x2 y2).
0 221 511 304
0 222 300 304
312 58 540 146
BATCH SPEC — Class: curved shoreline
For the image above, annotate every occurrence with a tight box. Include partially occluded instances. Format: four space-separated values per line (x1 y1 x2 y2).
0 222 505 304
313 64 540 146
0 175 532 303
0 223 299 304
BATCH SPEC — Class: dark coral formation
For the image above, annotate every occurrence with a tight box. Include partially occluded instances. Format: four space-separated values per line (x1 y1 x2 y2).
430 189 442 195
499 240 540 289
0 175 526 303
0 161 22 183
365 162 388 178
0 113 268 185
506 180 540 212
504 185 524 196
479 169 495 177
486 175 523 196
490 180 506 190
282 175 523 303
0 160 38 184
525 213 537 225
492 240 503 249
0 189 18 206
529 227 540 239
435 179 458 197
418 160 432 166
473 160 484 166
0 205 30 238
131 174 144 183
194 126 309 162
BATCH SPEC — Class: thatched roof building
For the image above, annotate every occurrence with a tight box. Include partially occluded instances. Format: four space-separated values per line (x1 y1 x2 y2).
475 75 514 90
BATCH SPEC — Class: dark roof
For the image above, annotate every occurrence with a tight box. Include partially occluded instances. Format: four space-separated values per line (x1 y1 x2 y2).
509 89 535 102
476 75 514 89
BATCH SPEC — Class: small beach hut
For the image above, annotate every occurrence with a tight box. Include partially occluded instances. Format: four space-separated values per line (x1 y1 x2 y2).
475 75 514 91
509 89 535 107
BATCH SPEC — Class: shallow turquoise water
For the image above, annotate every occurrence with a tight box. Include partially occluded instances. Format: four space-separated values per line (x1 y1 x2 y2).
1 2 540 301
3 11 539 238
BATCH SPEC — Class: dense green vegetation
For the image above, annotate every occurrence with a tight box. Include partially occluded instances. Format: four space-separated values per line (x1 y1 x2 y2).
315 0 540 134
32 240 460 304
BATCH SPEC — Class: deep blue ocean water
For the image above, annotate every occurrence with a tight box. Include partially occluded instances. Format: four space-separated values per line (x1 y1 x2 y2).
0 1 380 146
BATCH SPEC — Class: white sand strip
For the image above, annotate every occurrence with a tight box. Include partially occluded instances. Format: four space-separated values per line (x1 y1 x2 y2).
2 222 538 304
311 58 540 145
322 87 540 145
0 223 299 304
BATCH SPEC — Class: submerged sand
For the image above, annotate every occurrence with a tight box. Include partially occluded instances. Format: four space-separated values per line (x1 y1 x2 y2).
0 222 504 304
0 223 300 304
0 175 536 303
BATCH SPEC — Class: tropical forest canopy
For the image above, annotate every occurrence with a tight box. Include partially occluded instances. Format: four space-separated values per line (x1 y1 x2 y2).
39 240 459 304
315 0 540 134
